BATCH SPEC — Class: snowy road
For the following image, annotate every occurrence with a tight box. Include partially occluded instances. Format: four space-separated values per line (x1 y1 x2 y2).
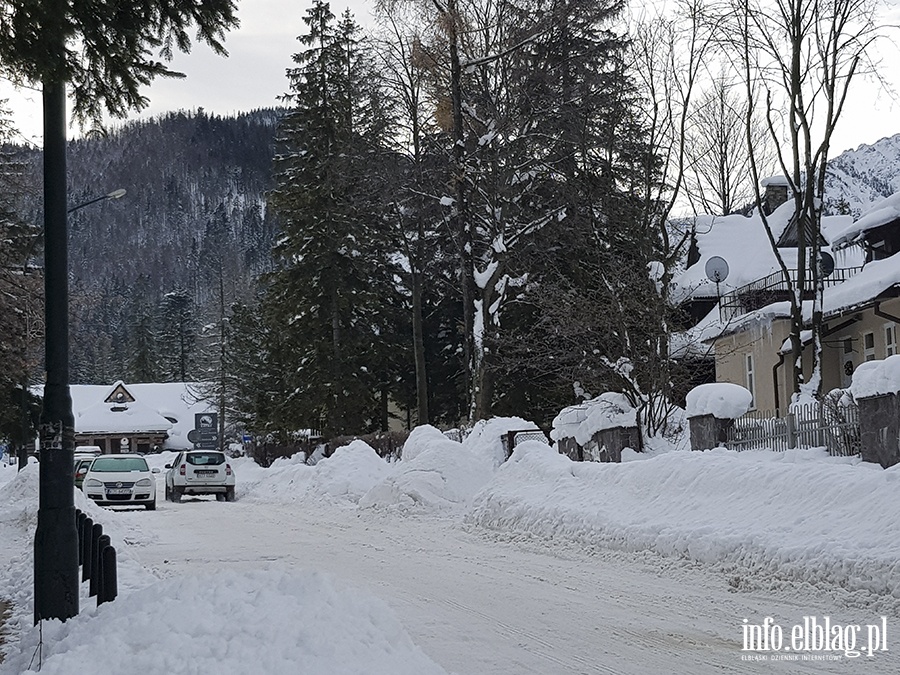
121 494 898 675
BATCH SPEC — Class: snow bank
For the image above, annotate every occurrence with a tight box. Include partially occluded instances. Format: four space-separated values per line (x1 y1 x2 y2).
360 426 495 514
850 354 900 399
467 445 900 602
0 569 447 675
685 383 753 419
239 440 391 505
462 416 541 467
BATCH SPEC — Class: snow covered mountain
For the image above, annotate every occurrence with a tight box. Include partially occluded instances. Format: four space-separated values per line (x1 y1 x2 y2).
825 133 900 216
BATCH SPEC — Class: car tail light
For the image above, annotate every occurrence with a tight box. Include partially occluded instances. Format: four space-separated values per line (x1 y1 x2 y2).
226 464 232 476
179 464 186 475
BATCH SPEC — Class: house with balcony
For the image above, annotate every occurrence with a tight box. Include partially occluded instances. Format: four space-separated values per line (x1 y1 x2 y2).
671 177 867 411
691 189 900 413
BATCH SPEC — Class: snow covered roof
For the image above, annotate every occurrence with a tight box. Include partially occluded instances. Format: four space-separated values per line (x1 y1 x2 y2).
831 190 900 249
822 254 900 315
671 201 857 304
33 381 214 449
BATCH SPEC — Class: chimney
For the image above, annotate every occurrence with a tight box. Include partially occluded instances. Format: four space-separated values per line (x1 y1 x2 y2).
760 176 789 215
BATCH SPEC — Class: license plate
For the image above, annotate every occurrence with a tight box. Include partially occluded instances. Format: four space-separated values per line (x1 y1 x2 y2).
196 470 217 476
107 488 131 495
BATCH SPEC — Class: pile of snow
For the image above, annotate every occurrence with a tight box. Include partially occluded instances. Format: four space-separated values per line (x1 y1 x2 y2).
850 354 900 399
685 383 753 419
0 569 447 675
239 441 390 505
461 416 540 467
359 425 495 514
467 443 900 601
551 394 637 446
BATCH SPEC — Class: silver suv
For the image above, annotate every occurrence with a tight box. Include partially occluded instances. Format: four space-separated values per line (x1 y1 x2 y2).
164 450 235 502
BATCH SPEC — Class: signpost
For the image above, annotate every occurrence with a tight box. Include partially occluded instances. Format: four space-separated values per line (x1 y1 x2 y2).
191 413 219 450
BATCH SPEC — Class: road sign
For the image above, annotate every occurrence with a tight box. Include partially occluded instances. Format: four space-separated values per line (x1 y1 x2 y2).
193 441 218 450
187 430 219 444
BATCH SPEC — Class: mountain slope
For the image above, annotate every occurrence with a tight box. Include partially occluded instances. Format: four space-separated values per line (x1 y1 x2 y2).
825 133 900 215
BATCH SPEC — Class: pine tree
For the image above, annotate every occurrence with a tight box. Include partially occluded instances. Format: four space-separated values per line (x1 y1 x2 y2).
158 289 197 381
266 2 405 437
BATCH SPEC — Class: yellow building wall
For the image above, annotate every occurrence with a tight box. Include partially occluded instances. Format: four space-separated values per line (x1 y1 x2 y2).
714 298 900 413
714 318 794 413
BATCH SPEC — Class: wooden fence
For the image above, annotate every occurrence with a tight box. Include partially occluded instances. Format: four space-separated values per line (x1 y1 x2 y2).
727 401 860 456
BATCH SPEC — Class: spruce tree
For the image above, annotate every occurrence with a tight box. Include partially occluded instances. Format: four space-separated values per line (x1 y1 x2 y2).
267 1 404 437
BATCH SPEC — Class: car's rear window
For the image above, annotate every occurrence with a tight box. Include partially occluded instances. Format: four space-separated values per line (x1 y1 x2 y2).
186 452 225 466
90 457 149 472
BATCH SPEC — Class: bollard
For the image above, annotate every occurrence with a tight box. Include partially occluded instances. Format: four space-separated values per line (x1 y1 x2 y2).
76 512 86 565
95 534 110 600
89 524 103 597
98 546 117 605
81 517 94 582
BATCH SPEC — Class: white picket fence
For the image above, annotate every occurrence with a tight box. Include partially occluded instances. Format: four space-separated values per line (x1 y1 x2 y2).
727 401 860 456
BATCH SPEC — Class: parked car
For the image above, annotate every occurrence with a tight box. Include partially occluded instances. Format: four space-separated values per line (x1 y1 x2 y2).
73 456 95 489
82 454 159 510
165 450 235 502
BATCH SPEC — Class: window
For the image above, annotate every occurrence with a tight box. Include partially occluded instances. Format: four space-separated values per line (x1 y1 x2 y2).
863 332 876 361
843 337 854 354
886 323 897 358
745 353 756 409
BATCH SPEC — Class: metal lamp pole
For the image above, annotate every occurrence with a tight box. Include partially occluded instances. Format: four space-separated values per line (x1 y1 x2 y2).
33 67 126 621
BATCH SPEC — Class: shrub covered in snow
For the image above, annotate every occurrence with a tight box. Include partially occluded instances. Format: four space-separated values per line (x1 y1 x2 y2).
685 383 753 419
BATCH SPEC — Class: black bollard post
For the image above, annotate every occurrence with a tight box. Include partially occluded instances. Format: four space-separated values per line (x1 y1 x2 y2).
95 534 110 600
76 512 86 565
81 517 94 582
98 545 117 605
89 523 102 597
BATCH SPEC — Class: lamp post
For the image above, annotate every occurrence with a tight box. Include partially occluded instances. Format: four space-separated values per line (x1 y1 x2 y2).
33 68 126 623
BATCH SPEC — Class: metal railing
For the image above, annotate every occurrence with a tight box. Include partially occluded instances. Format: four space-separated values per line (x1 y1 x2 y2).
727 401 860 456
719 266 862 321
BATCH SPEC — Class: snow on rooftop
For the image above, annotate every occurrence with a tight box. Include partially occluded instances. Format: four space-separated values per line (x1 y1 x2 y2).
672 203 795 303
685 382 753 419
33 382 214 450
832 189 900 248
822 254 900 315
672 204 861 305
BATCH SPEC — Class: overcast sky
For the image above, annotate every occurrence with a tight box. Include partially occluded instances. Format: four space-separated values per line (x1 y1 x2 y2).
1 0 898 158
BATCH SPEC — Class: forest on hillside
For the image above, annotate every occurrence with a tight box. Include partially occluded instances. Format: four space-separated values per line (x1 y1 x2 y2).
19 109 282 385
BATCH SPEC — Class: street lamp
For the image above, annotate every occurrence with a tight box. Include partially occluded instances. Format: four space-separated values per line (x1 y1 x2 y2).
68 188 127 214
34 173 126 624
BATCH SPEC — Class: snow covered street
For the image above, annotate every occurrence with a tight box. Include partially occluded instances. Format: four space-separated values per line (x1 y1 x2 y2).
120 496 899 674
2 421 900 673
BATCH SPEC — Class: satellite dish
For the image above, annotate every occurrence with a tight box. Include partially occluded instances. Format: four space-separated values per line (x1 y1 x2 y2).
820 251 835 277
705 256 730 283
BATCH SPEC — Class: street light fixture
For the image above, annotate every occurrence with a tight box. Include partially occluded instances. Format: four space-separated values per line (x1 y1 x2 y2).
22 190 126 276
68 188 127 214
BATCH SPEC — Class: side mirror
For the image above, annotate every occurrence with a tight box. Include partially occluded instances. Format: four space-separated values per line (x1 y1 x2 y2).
164 464 172 469
152 467 161 474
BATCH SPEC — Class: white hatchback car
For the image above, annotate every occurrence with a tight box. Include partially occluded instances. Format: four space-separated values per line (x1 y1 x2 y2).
165 450 235 502
82 454 159 510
